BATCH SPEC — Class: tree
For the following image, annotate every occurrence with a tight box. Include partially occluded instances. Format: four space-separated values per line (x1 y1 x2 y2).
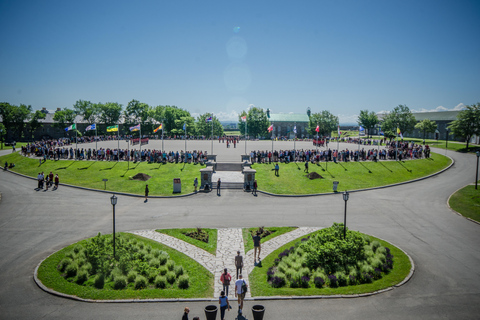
172 115 195 137
98 102 123 127
53 108 77 135
73 100 99 124
415 119 437 144
0 122 5 148
357 110 379 138
0 102 15 141
448 103 480 150
237 110 248 136
238 107 269 138
381 105 417 139
28 110 46 140
309 110 339 137
124 99 151 132
153 105 193 136
196 113 224 138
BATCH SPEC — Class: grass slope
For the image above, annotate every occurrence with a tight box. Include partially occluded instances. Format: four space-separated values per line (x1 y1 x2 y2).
36 233 214 299
449 185 480 222
253 153 451 194
0 153 201 196
249 233 411 296
156 228 218 255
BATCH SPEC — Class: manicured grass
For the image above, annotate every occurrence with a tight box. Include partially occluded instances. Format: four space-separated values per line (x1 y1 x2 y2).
156 228 218 255
249 232 411 296
449 185 480 222
0 142 28 150
253 153 451 194
36 233 214 299
0 153 202 196
242 227 297 253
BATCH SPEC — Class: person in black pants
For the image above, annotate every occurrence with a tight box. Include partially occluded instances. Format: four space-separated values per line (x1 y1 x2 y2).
217 178 221 196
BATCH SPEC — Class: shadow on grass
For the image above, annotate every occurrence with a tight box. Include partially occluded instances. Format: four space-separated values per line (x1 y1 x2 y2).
359 162 372 173
396 161 412 173
316 163 326 172
337 162 347 171
378 161 393 172
56 161 76 170
120 167 136 177
99 162 118 171
180 162 186 171
295 162 301 170
77 161 96 170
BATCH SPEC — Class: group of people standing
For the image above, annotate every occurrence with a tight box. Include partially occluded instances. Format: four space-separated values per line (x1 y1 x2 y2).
36 171 59 191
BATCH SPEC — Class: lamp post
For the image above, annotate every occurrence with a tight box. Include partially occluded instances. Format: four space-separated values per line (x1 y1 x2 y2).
110 194 117 259
445 128 449 155
476 151 480 190
342 191 349 239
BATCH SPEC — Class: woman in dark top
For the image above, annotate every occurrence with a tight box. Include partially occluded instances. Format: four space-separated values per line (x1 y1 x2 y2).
253 231 261 262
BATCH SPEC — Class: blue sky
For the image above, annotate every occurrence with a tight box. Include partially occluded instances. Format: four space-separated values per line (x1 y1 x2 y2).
1 0 479 124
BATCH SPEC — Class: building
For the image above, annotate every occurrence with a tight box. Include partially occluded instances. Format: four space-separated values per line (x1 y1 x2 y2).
268 113 310 139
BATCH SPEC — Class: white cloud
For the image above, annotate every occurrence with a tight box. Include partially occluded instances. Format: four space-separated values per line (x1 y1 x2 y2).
338 114 359 124
412 103 465 113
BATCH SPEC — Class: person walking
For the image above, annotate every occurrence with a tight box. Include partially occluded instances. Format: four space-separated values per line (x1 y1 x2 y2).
235 251 243 279
193 177 198 193
304 161 309 173
252 179 257 196
219 290 231 320
217 178 221 196
235 274 247 314
274 163 279 176
145 184 149 202
182 307 190 320
252 231 261 263
220 268 232 296
54 174 59 190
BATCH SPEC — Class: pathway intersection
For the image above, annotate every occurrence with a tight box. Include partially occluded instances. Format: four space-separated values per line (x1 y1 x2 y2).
130 227 320 297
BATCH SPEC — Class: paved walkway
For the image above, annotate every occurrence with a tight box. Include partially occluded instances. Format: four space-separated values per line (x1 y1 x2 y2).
130 227 320 297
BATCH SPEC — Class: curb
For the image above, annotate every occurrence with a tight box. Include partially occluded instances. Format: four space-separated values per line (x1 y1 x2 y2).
257 153 454 197
446 185 480 226
33 233 415 303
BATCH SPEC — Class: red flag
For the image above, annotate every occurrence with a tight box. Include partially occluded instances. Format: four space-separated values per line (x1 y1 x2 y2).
315 125 319 133
267 124 273 132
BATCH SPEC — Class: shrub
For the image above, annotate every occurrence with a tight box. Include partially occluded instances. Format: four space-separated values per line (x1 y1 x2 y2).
152 249 161 258
285 268 296 280
348 274 357 286
138 249 148 260
175 265 184 277
65 262 78 278
300 276 310 288
145 245 152 253
94 273 105 289
370 258 382 270
110 267 123 280
335 272 347 287
134 275 148 289
154 276 167 289
271 273 286 288
314 276 325 288
73 245 82 254
127 270 137 283
81 262 92 274
114 275 127 289
76 269 88 284
159 254 169 266
371 241 381 253
149 258 160 269
375 252 386 264
178 274 189 289
148 270 158 283
166 260 175 271
291 262 302 271
267 267 275 281
298 267 310 278
166 271 176 284
277 262 287 274
138 242 145 250
376 246 387 255
328 274 338 288
58 258 72 272
159 266 168 276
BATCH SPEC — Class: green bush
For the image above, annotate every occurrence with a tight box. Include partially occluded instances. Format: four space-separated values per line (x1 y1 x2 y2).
127 270 137 283
76 269 88 284
114 275 127 290
149 258 160 269
94 273 105 289
134 275 148 289
178 274 189 289
166 271 176 284
284 268 295 280
148 270 157 283
335 271 348 287
154 276 167 289
159 266 168 276
175 265 184 277
58 258 72 272
159 254 169 265
277 262 287 274
166 260 175 271
65 262 78 278
371 241 381 253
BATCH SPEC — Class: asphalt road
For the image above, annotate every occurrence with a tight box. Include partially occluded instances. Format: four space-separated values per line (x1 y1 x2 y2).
0 141 479 319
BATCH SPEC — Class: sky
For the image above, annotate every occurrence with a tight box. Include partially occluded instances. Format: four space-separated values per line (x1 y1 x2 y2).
1 0 479 124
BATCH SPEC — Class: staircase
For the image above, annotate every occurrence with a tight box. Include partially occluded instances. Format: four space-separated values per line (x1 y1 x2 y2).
213 162 244 189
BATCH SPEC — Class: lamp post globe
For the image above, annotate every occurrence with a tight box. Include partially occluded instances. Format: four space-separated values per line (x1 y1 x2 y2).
110 194 117 259
343 191 349 239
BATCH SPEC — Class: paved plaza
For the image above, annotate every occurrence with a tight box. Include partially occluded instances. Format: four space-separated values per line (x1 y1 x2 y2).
0 140 479 319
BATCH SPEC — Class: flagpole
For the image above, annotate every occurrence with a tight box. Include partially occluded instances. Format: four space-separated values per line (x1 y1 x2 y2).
117 124 119 162
316 123 318 154
95 123 97 159
271 122 274 155
337 126 340 152
139 125 142 161
211 114 213 155
396 125 398 161
75 123 78 160
245 118 247 155
184 123 187 151
294 121 296 161
161 121 164 152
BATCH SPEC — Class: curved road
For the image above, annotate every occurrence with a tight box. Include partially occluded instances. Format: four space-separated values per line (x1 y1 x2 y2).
0 143 479 319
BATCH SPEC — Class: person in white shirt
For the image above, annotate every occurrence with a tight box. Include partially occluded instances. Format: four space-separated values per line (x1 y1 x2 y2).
234 274 247 314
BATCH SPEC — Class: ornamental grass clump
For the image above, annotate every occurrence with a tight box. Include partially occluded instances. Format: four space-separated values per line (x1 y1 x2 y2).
266 223 394 289
178 274 189 289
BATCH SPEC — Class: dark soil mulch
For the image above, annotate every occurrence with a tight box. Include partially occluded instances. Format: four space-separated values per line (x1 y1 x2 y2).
185 228 209 243
131 173 151 181
306 172 323 180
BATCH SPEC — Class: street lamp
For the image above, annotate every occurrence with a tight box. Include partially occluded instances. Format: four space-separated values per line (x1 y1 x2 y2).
110 194 118 259
476 151 480 190
445 128 449 155
342 191 349 239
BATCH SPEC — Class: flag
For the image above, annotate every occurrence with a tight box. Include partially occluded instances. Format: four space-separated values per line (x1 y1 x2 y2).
129 124 140 132
107 125 118 132
65 124 76 131
294 125 297 134
359 126 364 131
206 116 212 123
183 123 186 131
315 125 319 133
85 124 96 131
153 124 163 133
379 126 384 135
267 124 273 132
241 116 247 122
397 127 403 139
338 126 341 136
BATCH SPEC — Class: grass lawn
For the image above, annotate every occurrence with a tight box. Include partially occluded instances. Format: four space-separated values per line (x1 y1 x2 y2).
36 233 214 299
156 228 218 255
253 152 451 194
449 185 480 222
0 153 202 196
0 142 28 150
242 227 297 253
249 233 411 296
